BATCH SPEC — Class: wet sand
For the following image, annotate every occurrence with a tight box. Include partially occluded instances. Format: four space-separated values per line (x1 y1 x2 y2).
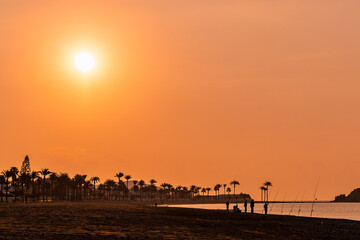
0 201 359 239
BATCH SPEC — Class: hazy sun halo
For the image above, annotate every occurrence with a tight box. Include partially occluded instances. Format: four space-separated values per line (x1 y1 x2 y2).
74 52 96 73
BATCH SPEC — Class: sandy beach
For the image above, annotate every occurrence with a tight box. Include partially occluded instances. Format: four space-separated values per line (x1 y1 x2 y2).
0 202 359 239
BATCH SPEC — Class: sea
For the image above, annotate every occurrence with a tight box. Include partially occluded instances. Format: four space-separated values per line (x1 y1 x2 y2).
167 202 360 221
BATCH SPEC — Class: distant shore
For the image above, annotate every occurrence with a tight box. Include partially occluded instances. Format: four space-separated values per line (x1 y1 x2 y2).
0 201 359 239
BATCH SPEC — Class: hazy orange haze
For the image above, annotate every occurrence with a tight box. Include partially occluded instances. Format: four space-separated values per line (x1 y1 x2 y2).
1 1 360 200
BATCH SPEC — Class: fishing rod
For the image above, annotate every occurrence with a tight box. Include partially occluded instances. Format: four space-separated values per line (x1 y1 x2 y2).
289 192 299 215
297 191 305 216
269 188 280 214
310 179 319 217
280 193 286 215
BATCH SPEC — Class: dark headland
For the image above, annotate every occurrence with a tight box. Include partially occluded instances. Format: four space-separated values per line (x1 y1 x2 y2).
334 188 360 202
0 201 359 239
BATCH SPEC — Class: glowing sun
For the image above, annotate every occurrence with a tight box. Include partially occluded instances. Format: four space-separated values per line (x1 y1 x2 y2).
74 52 96 73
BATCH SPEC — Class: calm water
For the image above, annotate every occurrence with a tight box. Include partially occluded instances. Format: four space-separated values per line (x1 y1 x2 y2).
168 202 360 221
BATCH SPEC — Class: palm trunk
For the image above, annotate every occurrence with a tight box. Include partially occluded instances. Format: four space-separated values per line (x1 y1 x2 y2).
266 188 269 202
126 180 129 200
42 176 45 202
93 181 96 200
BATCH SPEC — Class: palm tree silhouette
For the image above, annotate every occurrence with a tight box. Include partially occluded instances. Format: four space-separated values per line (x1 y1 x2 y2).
175 186 182 200
30 171 39 202
10 167 19 202
39 168 51 202
263 181 272 202
201 188 206 196
149 179 157 200
2 170 12 203
49 173 58 201
160 183 167 200
104 179 116 200
124 175 131 198
138 180 145 201
132 180 138 199
114 172 124 200
19 172 31 202
90 176 100 200
150 179 157 186
215 184 222 200
59 173 70 201
226 187 231 195
214 185 220 200
260 186 266 202
223 184 227 197
230 180 240 196
206 187 211 196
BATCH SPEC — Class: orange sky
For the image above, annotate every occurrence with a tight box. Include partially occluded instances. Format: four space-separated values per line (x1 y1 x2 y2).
1 1 360 201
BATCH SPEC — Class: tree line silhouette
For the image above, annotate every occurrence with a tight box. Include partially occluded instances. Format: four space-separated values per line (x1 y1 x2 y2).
0 155 258 203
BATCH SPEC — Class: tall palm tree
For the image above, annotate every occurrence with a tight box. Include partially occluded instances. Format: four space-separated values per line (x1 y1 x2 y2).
206 187 211 196
230 180 240 196
74 174 87 200
176 186 182 200
30 171 39 202
104 179 116 200
226 187 231 195
90 176 100 200
138 180 145 201
124 175 131 199
149 179 157 186
214 185 220 198
3 170 12 203
223 184 227 197
260 186 266 202
263 181 272 202
59 173 70 200
132 180 139 199
49 173 58 201
201 188 207 197
160 183 167 200
83 180 91 200
10 167 19 202
114 172 124 200
40 168 51 202
215 184 222 199
149 179 157 200
19 172 31 202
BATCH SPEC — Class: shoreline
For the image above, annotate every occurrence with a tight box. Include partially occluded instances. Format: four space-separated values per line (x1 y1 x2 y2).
165 201 360 222
166 204 360 222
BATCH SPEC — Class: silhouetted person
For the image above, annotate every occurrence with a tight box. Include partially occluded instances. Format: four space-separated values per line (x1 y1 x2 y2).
226 201 229 211
250 199 255 213
244 200 248 213
264 203 268 215
155 202 158 207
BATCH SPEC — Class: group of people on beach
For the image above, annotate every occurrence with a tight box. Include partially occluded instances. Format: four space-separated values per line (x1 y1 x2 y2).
226 200 269 214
